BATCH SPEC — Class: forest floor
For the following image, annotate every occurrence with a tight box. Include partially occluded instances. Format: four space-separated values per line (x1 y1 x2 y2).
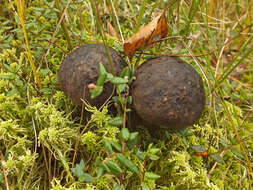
0 0 252 189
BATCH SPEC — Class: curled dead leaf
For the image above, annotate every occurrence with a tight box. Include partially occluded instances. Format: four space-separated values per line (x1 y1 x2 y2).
124 13 168 58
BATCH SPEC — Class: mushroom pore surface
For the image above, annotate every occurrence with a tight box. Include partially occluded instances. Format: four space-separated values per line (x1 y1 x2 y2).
58 43 127 107
132 56 205 130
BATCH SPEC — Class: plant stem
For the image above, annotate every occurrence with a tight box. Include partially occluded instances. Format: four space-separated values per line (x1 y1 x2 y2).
208 0 215 22
55 0 73 50
0 150 10 190
17 0 42 89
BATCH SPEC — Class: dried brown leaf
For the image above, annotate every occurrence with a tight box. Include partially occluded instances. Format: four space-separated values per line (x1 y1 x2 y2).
124 13 168 58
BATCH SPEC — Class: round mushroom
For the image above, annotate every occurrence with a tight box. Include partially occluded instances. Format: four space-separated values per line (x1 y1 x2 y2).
58 43 127 107
131 56 205 130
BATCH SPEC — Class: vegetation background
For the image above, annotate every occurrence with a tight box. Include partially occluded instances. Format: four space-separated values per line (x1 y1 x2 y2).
0 0 252 189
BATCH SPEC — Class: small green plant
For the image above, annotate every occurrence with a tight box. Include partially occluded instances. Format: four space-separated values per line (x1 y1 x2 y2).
72 126 162 189
71 62 164 189
89 63 135 100
71 159 94 183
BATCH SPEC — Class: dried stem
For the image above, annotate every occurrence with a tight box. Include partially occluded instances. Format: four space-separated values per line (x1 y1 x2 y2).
0 150 10 190
55 0 73 50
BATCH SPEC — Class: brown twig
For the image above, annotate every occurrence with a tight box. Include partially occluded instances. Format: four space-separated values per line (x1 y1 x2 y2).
42 145 51 187
121 97 128 153
135 49 215 57
72 86 87 168
0 150 10 190
38 0 73 72
55 0 73 50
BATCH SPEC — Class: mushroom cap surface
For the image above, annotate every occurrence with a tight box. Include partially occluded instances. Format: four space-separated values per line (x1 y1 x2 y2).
58 43 127 106
132 56 205 130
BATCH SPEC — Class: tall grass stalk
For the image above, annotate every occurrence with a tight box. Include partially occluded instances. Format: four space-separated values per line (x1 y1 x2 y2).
214 85 253 178
89 0 125 108
55 0 73 50
136 0 148 32
215 35 253 88
208 0 215 22
185 0 201 35
109 0 125 44
17 0 42 89
0 150 10 190
89 0 116 76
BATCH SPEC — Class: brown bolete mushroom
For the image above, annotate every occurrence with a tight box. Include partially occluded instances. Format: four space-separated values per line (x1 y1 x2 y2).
58 43 127 107
131 56 205 130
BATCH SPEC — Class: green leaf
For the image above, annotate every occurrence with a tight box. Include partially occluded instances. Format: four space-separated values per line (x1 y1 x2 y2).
110 141 122 152
71 159 85 175
0 74 16 79
97 167 104 179
112 96 127 104
79 173 94 183
126 132 139 150
3 63 14 72
95 157 102 166
144 172 161 180
0 173 4 184
118 83 127 92
136 149 145 160
149 154 159 161
121 128 130 140
106 73 113 80
15 63 22 72
113 184 124 190
141 182 150 190
104 139 114 154
110 77 128 85
210 153 224 164
112 96 121 104
150 148 160 155
81 30 86 40
98 63 107 75
102 163 110 173
219 137 229 147
116 154 138 174
41 69 51 76
106 161 122 176
120 67 130 78
40 88 52 94
14 78 23 87
90 86 103 99
231 148 245 160
6 88 20 97
128 96 132 104
128 67 135 83
71 159 93 182
126 108 131 112
108 116 123 127
191 145 207 153
129 132 139 141
97 74 107 86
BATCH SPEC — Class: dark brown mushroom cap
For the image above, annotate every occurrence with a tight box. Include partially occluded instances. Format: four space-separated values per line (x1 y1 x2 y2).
131 56 205 130
58 43 127 107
